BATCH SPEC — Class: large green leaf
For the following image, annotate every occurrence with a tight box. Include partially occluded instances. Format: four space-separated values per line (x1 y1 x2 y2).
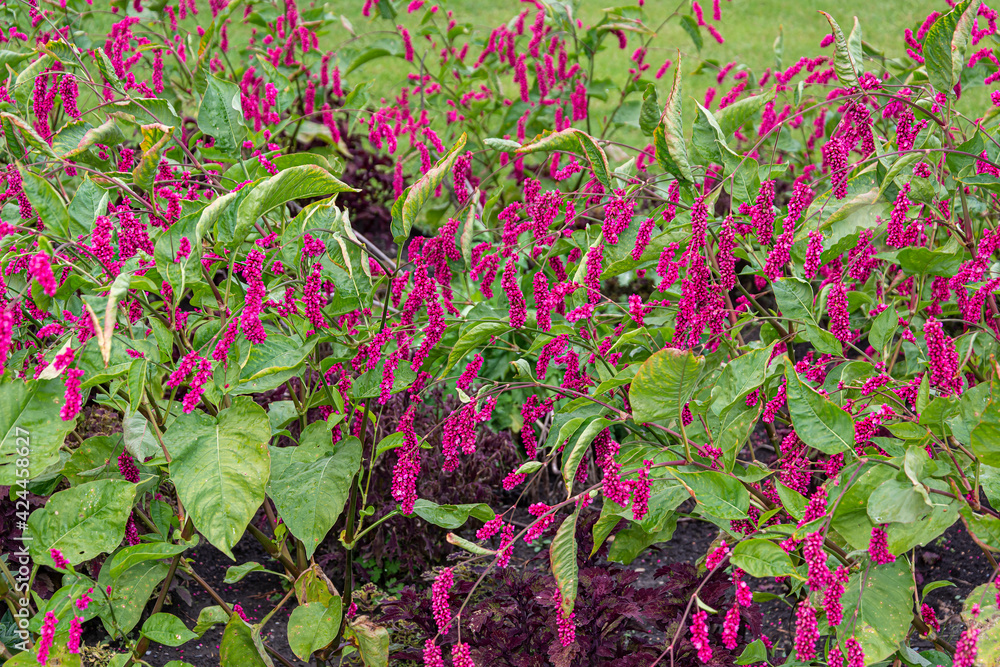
0 378 77 484
287 599 342 661
234 166 354 245
653 52 692 182
731 538 797 577
267 426 361 558
142 613 199 647
953 380 1000 466
784 366 853 455
672 470 749 519
20 169 71 236
410 499 495 529
714 91 774 139
108 541 194 580
923 0 977 95
164 398 271 558
219 615 273 667
391 133 467 244
198 75 246 153
607 514 677 564
629 348 704 427
819 12 862 88
711 344 774 413
838 558 915 664
231 334 319 395
550 506 580 616
98 558 170 636
345 617 389 667
771 277 814 323
831 464 894 550
867 478 932 524
27 479 136 567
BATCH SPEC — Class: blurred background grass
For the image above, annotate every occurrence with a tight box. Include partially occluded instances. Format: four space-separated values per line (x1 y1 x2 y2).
175 0 984 149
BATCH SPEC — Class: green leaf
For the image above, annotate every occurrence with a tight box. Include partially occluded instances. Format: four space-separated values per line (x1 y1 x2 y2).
731 539 797 577
142 613 199 647
771 277 815 323
231 334 319 394
711 345 774 412
736 639 768 665
235 168 355 246
576 131 612 192
58 116 127 160
20 169 70 235
133 123 174 192
955 380 1000 466
445 322 509 372
198 75 246 153
608 513 677 564
267 426 360 559
714 91 774 139
13 55 53 105
923 0 977 95
629 347 704 427
516 127 584 155
446 532 496 556
27 480 136 567
391 133 467 244
562 417 614 495
108 541 192 580
224 561 266 584
830 464 893 550
550 506 580 616
784 366 853 455
653 52 693 182
219 615 273 667
672 470 749 519
0 378 77 484
287 599 342 661
838 558 915 663
869 305 897 356
896 246 965 276
776 482 807 521
164 398 271 559
639 84 660 137
819 12 862 88
867 478 932 524
345 617 389 667
98 558 170 637
193 606 230 635
410 498 495 529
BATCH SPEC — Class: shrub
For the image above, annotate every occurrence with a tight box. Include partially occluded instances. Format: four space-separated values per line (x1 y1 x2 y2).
4 0 1000 666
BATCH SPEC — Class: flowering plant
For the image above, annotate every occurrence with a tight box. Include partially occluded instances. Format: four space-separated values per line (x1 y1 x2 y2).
4 0 1000 666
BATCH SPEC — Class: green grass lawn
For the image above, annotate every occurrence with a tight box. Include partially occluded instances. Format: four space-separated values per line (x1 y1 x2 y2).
319 0 978 149
178 0 986 149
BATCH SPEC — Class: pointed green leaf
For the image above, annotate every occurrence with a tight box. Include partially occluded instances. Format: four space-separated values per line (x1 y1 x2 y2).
26 480 137 567
391 133 467 244
653 52 693 182
287 599 342 661
219 615 273 667
142 613 199 647
550 506 580 616
819 12 862 88
924 0 977 95
784 365 853 455
164 397 271 559
0 378 76 485
629 348 704 426
731 538 797 577
234 167 355 246
198 75 246 153
267 425 361 559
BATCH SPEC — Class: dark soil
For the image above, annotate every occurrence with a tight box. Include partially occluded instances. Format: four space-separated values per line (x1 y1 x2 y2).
143 534 307 667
